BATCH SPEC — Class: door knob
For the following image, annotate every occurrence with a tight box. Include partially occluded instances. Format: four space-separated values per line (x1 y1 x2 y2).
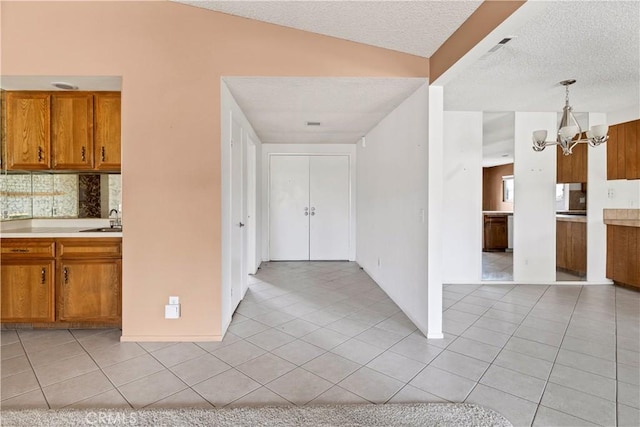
310 207 315 211
239 222 245 228
310 212 315 216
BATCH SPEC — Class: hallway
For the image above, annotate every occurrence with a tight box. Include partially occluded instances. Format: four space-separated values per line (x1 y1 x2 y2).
2 262 638 426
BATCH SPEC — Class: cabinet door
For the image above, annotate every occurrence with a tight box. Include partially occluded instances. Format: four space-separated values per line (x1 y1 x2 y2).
484 216 508 250
51 93 94 169
557 143 587 183
607 125 619 180
625 120 639 180
0 260 55 322
58 259 121 322
570 222 587 274
94 92 121 171
556 221 568 270
4 92 51 170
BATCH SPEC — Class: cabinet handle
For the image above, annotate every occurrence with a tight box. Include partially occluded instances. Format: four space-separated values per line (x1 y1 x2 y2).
10 248 29 253
81 146 86 161
41 268 46 284
101 146 106 161
37 146 43 162
63 267 69 284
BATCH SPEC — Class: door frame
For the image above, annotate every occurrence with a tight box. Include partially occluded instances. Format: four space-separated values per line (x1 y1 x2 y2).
263 145 356 262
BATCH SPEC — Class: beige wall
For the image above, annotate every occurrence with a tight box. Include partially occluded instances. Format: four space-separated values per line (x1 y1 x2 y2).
1 1 429 340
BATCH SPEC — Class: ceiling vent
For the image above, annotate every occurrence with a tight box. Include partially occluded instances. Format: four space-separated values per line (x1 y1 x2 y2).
306 121 321 126
479 37 515 60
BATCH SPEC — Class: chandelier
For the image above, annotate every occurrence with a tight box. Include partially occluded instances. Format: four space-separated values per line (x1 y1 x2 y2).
532 79 608 156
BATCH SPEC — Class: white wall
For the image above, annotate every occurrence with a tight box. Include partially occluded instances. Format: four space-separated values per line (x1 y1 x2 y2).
356 83 433 337
587 113 610 283
442 111 483 283
221 81 263 333
260 144 357 262
513 112 557 283
427 86 444 339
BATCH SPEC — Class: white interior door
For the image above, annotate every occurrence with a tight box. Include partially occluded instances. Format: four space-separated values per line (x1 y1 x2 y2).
230 119 244 309
269 156 310 260
246 137 257 275
310 156 350 260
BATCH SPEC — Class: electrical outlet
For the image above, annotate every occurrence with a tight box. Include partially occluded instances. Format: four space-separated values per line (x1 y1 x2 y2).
165 304 180 319
169 296 179 305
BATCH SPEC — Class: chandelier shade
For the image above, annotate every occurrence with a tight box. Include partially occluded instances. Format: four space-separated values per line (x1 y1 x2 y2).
532 80 608 155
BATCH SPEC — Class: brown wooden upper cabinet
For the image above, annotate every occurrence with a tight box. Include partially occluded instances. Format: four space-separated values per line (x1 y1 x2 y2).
607 119 640 180
94 92 122 171
52 93 94 170
3 91 52 170
557 141 587 183
2 91 121 171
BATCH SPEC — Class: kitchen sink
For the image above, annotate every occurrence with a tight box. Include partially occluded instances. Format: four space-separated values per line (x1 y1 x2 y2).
80 227 123 233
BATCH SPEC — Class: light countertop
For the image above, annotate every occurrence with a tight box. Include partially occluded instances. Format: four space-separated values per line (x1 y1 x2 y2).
1 219 122 238
556 214 587 223
603 209 640 227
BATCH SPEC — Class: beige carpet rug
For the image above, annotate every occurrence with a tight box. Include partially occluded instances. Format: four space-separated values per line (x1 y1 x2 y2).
1 403 511 426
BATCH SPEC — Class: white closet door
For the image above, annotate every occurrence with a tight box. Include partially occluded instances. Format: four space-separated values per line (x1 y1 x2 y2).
269 156 310 260
309 155 350 260
230 119 244 309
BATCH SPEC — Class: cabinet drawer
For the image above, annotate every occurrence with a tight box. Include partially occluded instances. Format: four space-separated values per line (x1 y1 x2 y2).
1 239 55 258
58 238 121 258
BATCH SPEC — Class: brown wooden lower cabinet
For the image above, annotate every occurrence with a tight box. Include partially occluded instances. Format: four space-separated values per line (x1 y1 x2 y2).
607 225 640 290
483 215 508 251
556 220 587 276
1 237 122 326
0 260 55 322
58 259 121 322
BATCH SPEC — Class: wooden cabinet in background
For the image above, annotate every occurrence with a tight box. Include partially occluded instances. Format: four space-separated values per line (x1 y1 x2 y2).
607 225 640 289
625 120 639 180
1 91 121 172
1 239 56 323
608 119 640 180
556 220 587 276
557 142 587 183
51 93 94 170
1 238 122 326
2 91 51 170
483 215 508 252
94 92 121 171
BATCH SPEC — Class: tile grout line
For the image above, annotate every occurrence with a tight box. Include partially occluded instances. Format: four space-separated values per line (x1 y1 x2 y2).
13 331 52 409
528 285 605 427
73 329 134 409
460 283 552 414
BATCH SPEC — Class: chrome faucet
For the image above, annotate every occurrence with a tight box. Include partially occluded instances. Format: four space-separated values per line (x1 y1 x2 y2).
109 209 121 228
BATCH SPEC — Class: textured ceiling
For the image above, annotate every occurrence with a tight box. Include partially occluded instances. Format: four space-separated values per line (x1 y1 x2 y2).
224 77 426 144
444 1 640 114
175 0 482 57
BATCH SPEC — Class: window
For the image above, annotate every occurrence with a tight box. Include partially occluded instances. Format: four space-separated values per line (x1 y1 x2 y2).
502 176 514 203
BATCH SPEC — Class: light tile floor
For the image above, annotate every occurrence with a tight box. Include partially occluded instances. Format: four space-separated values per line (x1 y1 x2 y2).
483 251 584 281
2 261 639 426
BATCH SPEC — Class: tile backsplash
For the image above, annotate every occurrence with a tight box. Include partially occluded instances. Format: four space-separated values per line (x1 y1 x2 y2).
1 173 121 220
